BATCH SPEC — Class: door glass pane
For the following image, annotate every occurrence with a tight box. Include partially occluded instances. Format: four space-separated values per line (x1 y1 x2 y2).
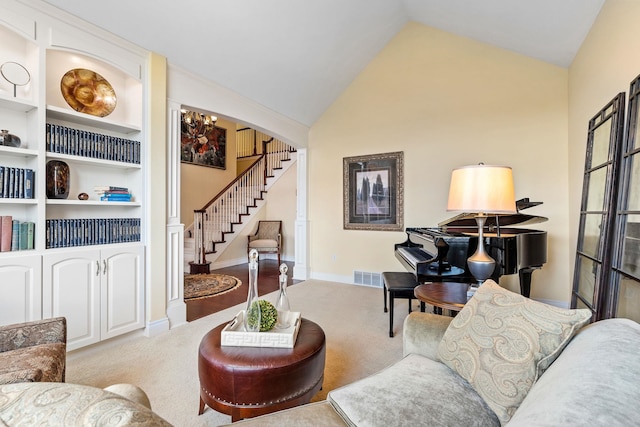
581 214 603 259
622 214 640 278
627 155 640 210
634 110 640 150
591 118 611 167
616 277 640 323
586 167 607 211
576 255 597 305
575 297 591 311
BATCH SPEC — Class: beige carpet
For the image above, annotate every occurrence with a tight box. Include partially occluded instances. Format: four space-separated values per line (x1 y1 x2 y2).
66 279 425 426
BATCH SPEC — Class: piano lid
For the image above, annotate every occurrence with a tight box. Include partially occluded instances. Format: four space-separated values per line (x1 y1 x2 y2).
438 198 548 228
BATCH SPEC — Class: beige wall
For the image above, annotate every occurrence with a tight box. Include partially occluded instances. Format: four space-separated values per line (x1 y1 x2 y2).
568 0 640 273
180 117 238 225
147 52 168 323
309 22 570 302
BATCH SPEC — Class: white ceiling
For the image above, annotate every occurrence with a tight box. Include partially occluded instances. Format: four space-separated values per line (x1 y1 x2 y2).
41 0 605 127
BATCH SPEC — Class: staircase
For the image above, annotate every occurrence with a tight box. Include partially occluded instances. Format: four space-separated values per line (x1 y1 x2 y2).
184 131 296 271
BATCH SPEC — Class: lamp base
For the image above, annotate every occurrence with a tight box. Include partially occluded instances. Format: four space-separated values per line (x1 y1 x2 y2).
467 214 496 284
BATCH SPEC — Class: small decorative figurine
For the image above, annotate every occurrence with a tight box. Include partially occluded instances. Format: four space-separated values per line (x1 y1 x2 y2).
275 263 292 329
244 249 261 332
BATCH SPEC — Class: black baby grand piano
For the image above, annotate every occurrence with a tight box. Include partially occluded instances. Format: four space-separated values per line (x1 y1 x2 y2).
395 199 548 297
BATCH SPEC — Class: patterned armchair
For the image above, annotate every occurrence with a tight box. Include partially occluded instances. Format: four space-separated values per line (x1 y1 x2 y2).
0 317 67 384
248 220 282 265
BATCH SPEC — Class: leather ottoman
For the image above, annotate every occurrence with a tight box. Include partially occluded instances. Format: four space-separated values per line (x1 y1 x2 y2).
198 318 326 421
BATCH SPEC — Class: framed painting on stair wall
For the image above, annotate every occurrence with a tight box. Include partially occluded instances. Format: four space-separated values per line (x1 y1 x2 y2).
343 151 404 231
180 109 226 169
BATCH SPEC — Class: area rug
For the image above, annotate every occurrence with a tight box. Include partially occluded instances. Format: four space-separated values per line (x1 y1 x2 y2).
184 274 242 300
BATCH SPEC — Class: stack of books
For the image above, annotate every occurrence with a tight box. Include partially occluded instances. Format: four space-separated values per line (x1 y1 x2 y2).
0 216 35 252
95 186 132 202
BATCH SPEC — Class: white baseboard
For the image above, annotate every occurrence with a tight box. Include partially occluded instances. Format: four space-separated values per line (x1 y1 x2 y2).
309 271 353 284
145 317 170 337
210 254 294 270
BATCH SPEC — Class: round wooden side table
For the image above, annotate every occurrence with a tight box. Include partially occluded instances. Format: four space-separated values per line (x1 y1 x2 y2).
414 282 470 314
198 318 326 421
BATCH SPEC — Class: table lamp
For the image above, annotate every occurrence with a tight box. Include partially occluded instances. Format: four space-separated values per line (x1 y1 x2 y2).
447 164 517 284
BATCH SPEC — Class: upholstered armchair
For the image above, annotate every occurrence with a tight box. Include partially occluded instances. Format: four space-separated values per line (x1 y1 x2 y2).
248 220 282 264
0 317 67 384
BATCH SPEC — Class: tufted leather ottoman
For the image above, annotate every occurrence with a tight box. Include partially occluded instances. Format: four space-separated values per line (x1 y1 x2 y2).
198 318 326 421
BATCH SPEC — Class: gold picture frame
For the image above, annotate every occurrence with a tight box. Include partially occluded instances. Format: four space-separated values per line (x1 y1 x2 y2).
343 151 404 231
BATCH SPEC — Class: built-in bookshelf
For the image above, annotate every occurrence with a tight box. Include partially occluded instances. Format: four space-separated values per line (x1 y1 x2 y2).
0 4 147 348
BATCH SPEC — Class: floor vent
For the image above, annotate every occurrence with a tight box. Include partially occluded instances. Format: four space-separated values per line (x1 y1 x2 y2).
353 271 382 288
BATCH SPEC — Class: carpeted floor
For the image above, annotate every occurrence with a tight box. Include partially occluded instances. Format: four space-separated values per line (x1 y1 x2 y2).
66 279 427 426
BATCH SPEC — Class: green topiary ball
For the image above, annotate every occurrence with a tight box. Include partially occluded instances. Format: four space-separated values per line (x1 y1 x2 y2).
250 299 277 332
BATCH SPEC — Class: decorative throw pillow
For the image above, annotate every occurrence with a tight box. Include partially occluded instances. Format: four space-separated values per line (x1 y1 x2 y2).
437 279 591 425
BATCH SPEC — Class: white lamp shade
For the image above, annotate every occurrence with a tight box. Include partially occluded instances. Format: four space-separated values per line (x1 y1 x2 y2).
447 164 517 214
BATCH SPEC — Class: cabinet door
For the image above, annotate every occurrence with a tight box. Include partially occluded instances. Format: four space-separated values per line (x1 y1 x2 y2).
101 245 144 339
0 254 41 325
43 250 100 350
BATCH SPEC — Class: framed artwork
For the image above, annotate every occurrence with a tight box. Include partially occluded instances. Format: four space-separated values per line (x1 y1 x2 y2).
343 151 404 231
180 109 226 169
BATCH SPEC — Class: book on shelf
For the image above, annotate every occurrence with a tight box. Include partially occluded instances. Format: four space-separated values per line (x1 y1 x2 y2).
11 220 19 251
95 191 130 197
26 222 34 250
19 222 28 250
100 193 132 202
0 166 36 199
24 169 34 198
0 216 11 252
94 186 129 193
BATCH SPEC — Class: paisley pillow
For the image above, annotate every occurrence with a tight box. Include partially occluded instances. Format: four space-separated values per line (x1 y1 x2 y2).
437 279 591 425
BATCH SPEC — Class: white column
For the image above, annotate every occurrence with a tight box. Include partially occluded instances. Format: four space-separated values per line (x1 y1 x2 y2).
165 101 186 328
294 148 310 280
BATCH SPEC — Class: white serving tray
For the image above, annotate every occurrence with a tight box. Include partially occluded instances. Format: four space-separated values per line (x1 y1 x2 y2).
221 311 302 348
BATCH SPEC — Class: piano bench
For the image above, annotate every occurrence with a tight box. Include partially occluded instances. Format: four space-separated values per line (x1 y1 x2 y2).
382 272 422 337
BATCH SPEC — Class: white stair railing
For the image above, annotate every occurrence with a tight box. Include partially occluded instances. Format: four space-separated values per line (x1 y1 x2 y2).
193 156 266 264
191 137 296 266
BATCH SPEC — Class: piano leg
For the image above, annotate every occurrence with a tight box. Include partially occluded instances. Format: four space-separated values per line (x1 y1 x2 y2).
383 286 388 313
518 267 541 298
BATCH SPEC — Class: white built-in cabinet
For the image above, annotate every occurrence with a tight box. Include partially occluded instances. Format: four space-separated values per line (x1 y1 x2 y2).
0 3 148 349
42 246 144 351
0 253 41 325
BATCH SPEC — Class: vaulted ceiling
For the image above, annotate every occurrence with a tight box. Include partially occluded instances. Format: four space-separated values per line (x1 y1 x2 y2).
42 0 605 127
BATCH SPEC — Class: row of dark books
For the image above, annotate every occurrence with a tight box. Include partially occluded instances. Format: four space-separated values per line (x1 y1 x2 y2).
46 218 141 249
0 216 35 252
0 166 35 199
46 123 141 164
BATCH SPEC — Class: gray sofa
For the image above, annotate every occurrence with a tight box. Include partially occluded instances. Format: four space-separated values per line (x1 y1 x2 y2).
0 382 171 426
227 280 640 426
